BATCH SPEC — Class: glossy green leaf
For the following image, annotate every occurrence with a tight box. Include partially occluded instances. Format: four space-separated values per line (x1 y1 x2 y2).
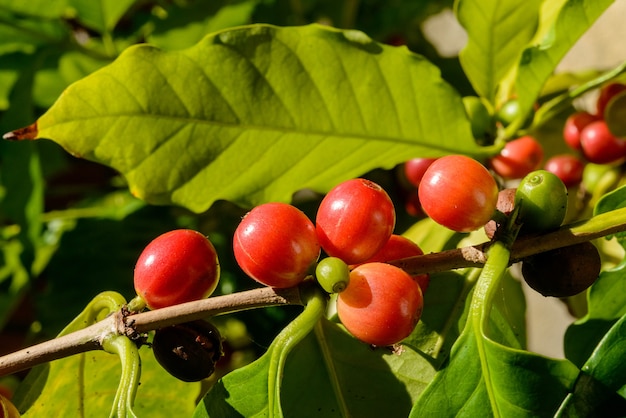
455 0 542 103
411 239 576 416
514 0 614 128
196 318 432 417
68 0 137 33
412 327 579 417
28 24 489 212
582 312 626 393
559 312 626 415
148 0 259 51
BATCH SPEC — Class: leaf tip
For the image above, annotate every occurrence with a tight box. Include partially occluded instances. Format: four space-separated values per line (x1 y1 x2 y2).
3 123 38 141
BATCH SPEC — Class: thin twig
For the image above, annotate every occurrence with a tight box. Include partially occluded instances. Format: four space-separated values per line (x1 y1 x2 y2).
391 206 626 275
0 286 302 376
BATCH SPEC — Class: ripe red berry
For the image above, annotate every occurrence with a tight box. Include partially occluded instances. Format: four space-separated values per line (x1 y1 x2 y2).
354 234 429 293
490 136 544 179
404 158 438 188
544 154 585 188
579 120 626 164
419 155 499 233
563 111 601 151
337 262 423 346
233 203 320 288
316 179 396 265
597 82 626 116
134 229 220 310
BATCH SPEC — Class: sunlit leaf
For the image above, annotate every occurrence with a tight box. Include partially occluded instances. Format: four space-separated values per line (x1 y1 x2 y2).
26 24 490 212
455 0 542 103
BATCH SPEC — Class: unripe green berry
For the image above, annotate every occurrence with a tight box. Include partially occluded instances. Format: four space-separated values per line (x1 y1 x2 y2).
515 170 568 233
315 257 350 293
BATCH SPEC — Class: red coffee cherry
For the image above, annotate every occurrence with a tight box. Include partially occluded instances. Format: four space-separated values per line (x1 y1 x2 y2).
419 155 499 233
354 234 429 293
579 120 626 164
337 262 423 346
563 111 601 151
316 179 396 265
134 229 220 310
544 154 585 188
233 203 320 288
490 136 544 180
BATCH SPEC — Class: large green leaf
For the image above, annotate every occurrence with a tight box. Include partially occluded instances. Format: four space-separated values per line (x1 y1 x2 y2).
25 24 490 212
455 0 542 103
514 0 615 127
196 318 432 417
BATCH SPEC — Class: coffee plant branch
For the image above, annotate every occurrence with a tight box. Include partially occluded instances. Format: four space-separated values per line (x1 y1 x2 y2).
1 206 625 377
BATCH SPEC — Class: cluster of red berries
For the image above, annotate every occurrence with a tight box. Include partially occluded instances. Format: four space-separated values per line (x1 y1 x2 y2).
131 179 430 348
129 151 584 354
561 82 626 180
233 178 427 347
